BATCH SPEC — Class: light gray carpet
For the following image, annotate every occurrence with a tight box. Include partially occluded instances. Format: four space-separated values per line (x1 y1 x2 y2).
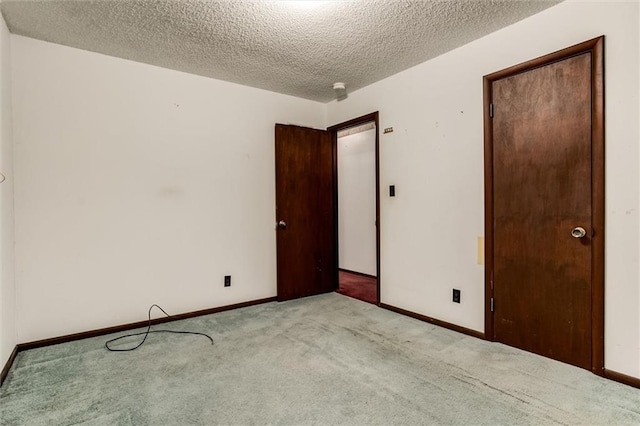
1 293 639 425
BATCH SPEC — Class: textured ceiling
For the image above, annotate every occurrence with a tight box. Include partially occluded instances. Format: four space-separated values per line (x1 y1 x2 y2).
1 0 560 103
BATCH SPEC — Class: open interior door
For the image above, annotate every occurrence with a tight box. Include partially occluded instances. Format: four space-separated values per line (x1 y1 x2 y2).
275 124 336 301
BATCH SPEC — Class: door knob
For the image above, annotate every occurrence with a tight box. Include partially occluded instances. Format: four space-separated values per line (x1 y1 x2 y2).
571 227 587 238
277 220 287 229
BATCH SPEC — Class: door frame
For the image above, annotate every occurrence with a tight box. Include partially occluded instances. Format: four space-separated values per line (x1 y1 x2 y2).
483 37 604 375
328 112 381 305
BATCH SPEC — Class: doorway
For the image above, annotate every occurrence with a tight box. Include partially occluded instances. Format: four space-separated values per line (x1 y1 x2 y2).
335 122 377 304
329 113 380 305
274 113 379 304
483 37 604 373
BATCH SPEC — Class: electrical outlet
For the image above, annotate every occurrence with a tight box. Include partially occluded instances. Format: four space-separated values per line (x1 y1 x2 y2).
453 289 461 303
224 275 231 287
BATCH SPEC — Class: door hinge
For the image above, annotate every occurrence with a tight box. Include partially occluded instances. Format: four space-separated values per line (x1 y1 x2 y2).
489 103 494 118
490 297 495 312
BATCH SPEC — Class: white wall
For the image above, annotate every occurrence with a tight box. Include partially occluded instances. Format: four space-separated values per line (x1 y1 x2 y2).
327 0 640 378
0 14 15 370
11 36 326 343
338 128 376 276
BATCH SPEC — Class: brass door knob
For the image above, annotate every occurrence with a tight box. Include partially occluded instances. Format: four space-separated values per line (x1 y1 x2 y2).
571 227 587 238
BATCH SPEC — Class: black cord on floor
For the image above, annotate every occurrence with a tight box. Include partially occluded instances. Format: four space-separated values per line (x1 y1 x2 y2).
104 304 214 352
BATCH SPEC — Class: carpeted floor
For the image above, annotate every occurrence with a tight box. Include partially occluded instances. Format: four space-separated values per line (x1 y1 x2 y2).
1 293 639 425
337 270 377 304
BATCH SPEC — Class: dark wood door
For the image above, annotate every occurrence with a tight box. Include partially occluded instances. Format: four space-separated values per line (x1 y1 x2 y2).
275 124 336 301
488 42 603 370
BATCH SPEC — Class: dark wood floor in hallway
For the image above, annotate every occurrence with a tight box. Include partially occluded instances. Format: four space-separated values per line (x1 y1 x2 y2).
336 269 377 304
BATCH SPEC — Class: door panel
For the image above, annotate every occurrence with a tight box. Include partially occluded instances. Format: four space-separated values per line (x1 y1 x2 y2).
275 124 335 301
492 53 593 369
